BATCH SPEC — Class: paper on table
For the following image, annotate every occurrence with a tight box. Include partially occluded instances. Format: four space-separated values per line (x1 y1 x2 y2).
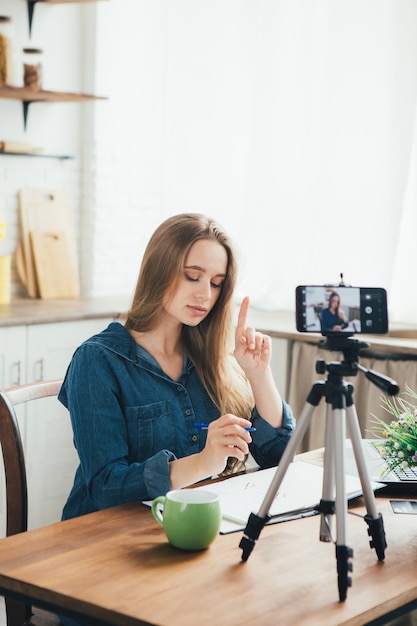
192 460 379 533
141 460 381 535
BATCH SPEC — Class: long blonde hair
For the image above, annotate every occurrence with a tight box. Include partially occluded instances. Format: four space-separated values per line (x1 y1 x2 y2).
125 214 253 469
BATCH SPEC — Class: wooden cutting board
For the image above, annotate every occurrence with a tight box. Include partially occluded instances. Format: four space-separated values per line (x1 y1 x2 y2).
15 240 27 289
19 188 79 297
30 230 79 299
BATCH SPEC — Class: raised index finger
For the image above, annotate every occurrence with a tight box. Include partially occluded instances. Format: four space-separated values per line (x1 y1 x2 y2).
236 296 250 336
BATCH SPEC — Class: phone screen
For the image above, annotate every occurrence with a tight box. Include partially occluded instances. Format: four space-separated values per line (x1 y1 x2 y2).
295 286 388 335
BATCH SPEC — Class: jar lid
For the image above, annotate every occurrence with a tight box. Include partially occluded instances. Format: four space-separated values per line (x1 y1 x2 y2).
0 16 12 23
23 48 43 54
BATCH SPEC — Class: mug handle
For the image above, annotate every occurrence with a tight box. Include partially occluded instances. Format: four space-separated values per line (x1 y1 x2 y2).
151 495 166 527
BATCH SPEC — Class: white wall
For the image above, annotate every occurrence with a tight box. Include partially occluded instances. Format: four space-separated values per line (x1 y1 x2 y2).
90 0 417 320
1 1 417 325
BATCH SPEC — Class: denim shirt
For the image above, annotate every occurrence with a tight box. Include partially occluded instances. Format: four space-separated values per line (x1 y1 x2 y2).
59 322 296 520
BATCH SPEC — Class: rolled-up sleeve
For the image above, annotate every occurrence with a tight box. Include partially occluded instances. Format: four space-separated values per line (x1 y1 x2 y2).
143 449 176 498
249 401 296 468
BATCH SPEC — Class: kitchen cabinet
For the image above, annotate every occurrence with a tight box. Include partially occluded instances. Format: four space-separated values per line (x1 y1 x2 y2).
0 326 26 388
0 317 115 533
24 317 115 530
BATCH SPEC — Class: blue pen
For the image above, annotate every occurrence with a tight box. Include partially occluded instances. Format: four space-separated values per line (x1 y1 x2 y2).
194 423 256 432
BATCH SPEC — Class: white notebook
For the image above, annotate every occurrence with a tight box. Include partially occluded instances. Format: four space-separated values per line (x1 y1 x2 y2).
192 460 380 533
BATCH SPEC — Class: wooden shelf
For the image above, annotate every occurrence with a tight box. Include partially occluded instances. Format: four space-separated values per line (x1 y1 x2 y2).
34 0 106 3
0 151 73 160
0 85 106 103
0 85 107 129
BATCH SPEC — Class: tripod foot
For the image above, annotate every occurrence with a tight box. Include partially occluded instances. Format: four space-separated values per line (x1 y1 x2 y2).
336 544 353 602
365 513 387 561
239 512 270 562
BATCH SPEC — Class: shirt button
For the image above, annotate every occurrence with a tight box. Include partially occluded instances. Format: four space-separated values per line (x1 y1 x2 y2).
185 409 191 416
177 386 182 391
191 435 198 442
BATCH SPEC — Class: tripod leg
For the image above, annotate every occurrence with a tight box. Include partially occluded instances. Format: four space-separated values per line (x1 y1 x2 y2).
333 406 353 602
319 403 336 542
257 401 316 518
346 403 387 561
239 396 319 562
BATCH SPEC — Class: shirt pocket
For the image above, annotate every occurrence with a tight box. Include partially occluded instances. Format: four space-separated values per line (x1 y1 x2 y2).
125 401 176 461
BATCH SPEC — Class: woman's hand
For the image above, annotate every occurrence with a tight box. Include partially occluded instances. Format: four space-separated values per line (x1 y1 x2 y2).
232 295 284 430
233 296 272 376
169 414 253 488
199 414 253 477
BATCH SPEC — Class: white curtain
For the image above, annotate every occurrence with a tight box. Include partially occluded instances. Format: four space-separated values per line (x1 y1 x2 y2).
288 340 417 451
90 0 417 320
389 105 417 323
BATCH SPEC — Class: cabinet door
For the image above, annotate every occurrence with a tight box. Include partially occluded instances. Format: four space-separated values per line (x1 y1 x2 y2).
25 318 114 529
0 326 26 388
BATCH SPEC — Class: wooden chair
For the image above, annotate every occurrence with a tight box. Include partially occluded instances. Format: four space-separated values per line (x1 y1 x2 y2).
0 380 64 626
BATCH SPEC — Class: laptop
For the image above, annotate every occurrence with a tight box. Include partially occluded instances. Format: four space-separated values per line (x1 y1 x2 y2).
345 438 417 485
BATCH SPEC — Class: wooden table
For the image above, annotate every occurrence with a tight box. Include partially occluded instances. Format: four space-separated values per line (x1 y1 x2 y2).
0 488 417 626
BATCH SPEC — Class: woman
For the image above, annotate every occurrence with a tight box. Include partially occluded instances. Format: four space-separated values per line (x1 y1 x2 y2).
59 213 295 521
320 291 349 332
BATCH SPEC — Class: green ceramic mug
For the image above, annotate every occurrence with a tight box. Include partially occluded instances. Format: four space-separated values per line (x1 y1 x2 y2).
151 489 221 551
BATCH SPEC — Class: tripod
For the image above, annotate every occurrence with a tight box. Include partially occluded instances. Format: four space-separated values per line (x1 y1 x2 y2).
239 335 400 601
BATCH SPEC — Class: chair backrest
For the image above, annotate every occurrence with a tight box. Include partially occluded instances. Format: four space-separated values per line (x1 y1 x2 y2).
0 379 63 538
0 380 64 626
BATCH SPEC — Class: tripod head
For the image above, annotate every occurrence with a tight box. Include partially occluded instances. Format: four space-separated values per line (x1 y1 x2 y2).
316 336 399 396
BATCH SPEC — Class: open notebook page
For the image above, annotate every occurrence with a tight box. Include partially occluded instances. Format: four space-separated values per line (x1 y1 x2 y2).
192 460 380 533
142 460 381 534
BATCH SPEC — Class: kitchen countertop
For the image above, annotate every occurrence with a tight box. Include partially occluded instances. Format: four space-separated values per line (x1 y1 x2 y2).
0 295 131 327
0 296 417 356
246 307 417 357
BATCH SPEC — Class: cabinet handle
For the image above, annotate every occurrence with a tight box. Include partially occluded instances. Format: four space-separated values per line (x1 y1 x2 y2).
35 358 44 382
12 360 21 385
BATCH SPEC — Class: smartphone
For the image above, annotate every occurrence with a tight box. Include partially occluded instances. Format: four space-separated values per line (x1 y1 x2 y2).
295 285 388 335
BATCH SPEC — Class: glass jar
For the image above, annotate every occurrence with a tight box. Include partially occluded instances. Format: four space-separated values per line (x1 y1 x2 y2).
23 47 43 90
0 16 14 85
